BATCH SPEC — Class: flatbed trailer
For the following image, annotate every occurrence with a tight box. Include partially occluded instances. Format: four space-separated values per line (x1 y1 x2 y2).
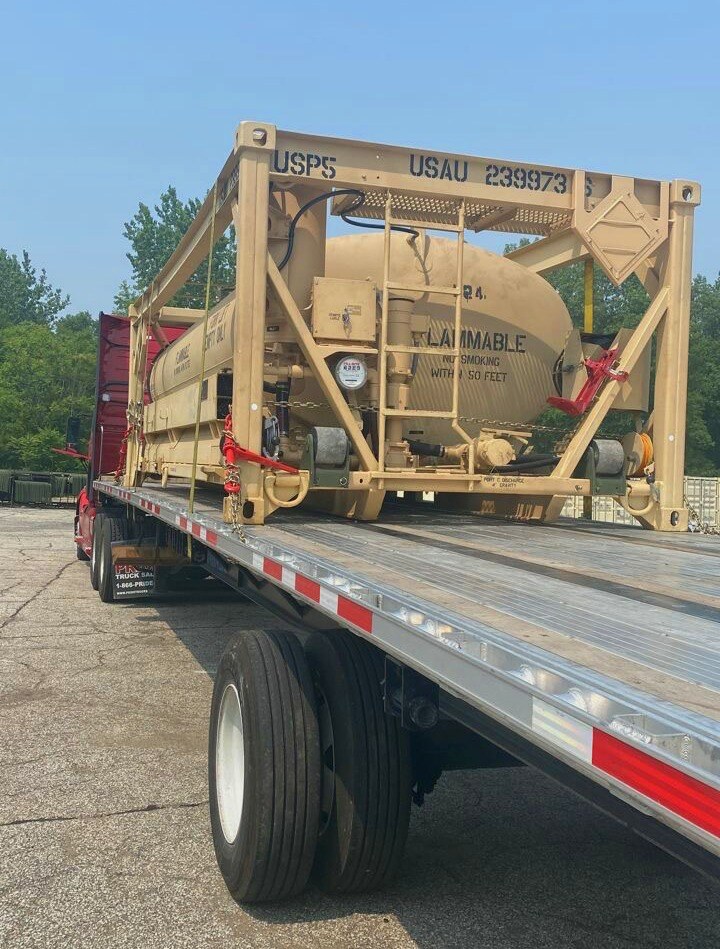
74 122 719 902
91 476 720 889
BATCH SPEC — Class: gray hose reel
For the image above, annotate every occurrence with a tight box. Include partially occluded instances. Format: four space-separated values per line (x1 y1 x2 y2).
590 439 626 476
302 426 351 487
576 438 627 496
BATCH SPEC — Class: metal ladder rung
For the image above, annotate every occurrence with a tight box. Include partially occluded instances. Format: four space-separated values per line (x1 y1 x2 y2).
385 344 459 356
383 409 455 419
385 282 460 297
387 216 463 234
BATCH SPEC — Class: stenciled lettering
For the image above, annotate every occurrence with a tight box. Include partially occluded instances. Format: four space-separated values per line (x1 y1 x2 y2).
427 326 527 354
272 150 337 180
409 153 468 183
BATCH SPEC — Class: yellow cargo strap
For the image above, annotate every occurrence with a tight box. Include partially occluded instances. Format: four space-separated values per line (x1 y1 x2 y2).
187 184 218 554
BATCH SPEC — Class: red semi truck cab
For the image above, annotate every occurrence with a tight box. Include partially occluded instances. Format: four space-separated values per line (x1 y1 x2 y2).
75 313 184 557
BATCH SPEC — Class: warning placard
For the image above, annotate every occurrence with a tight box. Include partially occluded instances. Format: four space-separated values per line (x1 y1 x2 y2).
112 563 156 598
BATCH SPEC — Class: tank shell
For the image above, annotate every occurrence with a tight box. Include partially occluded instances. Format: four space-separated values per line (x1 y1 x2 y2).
325 233 571 439
149 297 235 400
149 233 572 444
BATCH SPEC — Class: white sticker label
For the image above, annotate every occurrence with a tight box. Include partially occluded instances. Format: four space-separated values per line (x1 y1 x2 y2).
335 356 367 390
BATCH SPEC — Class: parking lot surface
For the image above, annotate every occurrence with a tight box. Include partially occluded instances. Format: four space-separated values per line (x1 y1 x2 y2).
1 506 718 949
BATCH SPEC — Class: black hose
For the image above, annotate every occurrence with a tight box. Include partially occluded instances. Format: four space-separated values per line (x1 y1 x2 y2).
278 189 364 270
513 451 558 464
407 440 445 458
362 409 379 458
275 380 290 437
552 352 564 397
278 189 419 270
340 213 419 239
493 455 560 473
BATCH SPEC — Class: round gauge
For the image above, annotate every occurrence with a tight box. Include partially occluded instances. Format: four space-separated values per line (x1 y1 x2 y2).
334 355 368 391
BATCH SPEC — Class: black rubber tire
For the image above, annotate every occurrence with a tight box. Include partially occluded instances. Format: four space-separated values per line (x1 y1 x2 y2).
76 542 90 561
97 516 126 603
209 630 321 903
89 515 104 590
74 511 91 561
304 630 412 894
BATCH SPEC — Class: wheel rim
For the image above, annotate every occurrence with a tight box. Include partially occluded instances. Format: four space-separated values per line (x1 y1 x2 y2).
315 682 335 836
216 683 245 843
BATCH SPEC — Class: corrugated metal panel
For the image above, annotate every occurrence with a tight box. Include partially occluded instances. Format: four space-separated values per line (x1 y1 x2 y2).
685 477 720 528
562 478 720 528
12 480 52 505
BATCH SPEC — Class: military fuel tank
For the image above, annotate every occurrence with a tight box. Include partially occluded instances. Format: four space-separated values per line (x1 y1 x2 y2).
143 232 572 480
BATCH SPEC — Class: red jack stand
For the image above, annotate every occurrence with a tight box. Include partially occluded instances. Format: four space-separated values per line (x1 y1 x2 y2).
547 348 629 417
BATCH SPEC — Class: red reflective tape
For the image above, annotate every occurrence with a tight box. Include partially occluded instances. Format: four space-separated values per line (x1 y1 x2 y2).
264 558 282 581
592 729 720 838
206 530 218 546
295 574 320 602
337 596 373 634
179 516 188 530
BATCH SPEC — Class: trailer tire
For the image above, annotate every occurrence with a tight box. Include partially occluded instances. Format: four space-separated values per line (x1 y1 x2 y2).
209 630 321 903
97 515 126 603
304 630 412 894
89 516 103 590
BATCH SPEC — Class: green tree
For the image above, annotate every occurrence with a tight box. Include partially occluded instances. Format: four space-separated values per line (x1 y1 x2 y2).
0 247 97 471
113 187 235 312
0 312 97 469
0 249 69 329
685 275 720 475
12 428 67 470
113 280 135 315
546 264 649 333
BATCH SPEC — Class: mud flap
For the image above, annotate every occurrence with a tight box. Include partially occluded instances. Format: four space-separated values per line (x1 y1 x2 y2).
111 561 156 599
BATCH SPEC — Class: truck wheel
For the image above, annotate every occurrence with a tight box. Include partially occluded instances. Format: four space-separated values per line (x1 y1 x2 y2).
90 515 104 590
209 630 321 903
75 516 90 562
97 516 126 603
304 631 412 894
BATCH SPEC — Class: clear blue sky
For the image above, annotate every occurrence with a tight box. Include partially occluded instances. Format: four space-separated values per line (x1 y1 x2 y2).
2 1 718 316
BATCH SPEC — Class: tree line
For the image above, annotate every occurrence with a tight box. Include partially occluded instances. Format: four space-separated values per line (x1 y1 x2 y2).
0 188 718 474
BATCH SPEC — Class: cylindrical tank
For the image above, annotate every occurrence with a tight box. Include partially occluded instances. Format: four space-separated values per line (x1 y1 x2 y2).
325 233 571 441
149 296 235 401
149 233 572 443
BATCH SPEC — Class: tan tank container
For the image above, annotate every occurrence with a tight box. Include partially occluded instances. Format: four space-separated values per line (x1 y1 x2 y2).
144 234 572 479
148 236 571 411
125 123 697 530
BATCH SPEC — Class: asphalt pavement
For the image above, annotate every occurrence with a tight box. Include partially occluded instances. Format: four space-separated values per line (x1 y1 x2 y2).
0 506 718 949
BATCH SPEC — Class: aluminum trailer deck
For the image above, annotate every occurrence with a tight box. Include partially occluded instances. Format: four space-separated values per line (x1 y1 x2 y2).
96 479 720 880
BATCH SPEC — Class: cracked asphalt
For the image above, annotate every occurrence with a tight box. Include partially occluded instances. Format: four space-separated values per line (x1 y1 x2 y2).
1 506 718 949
